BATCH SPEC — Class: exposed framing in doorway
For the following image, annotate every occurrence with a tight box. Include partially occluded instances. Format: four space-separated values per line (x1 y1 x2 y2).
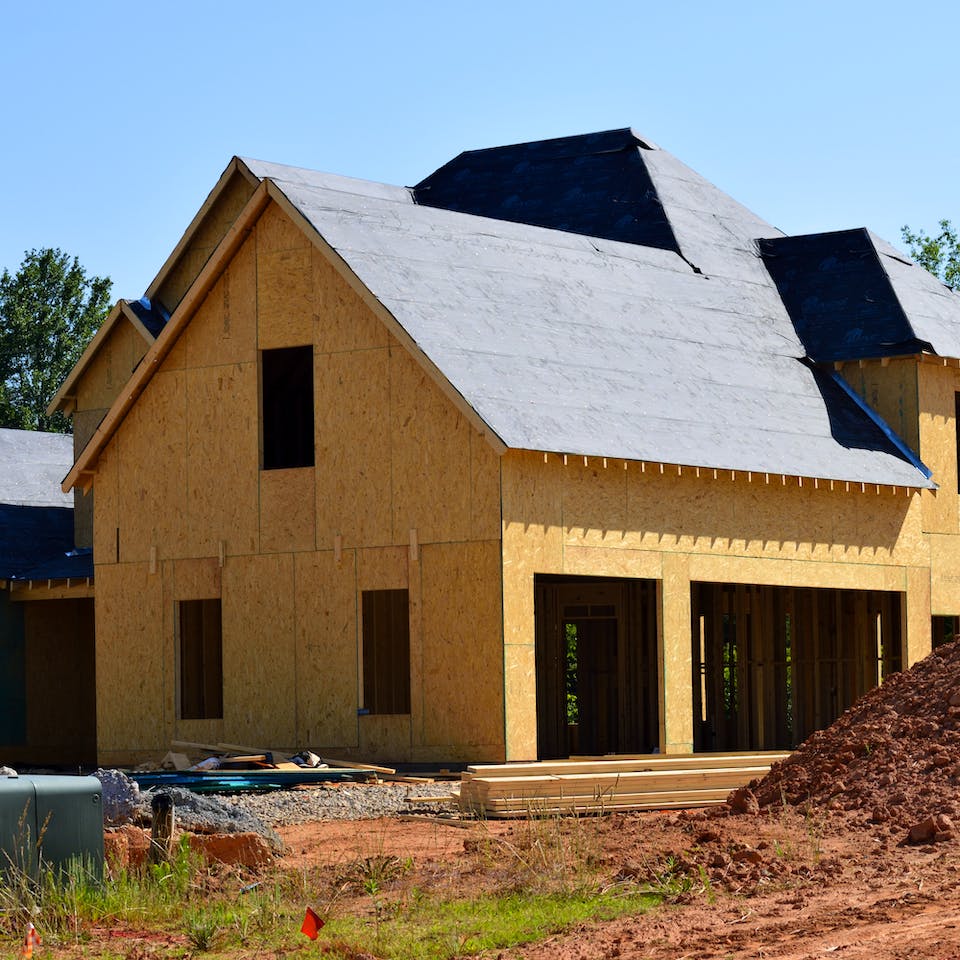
691 582 902 752
534 575 659 760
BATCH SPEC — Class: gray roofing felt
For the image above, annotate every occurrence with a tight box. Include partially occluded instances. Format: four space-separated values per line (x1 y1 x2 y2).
240 140 936 489
0 428 73 507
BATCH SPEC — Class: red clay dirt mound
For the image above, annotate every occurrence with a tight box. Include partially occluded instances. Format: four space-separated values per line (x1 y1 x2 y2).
739 639 960 842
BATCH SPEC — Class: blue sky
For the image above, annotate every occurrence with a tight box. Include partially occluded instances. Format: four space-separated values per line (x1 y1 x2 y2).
2 1 957 298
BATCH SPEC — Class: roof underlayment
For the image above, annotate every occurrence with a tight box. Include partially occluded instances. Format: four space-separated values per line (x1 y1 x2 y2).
242 129 948 489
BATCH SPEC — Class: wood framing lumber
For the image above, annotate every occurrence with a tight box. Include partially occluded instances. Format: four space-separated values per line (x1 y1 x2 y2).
463 752 789 780
458 753 781 818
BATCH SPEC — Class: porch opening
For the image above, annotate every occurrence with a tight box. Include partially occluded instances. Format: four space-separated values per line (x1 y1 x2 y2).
535 575 658 760
692 583 902 751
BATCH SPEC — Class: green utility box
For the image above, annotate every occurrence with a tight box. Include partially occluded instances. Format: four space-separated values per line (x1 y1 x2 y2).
0 775 103 877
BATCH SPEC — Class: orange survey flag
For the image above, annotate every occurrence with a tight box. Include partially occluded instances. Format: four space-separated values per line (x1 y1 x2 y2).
22 923 41 958
301 907 324 940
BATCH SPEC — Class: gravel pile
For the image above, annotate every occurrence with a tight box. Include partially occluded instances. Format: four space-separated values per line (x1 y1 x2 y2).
136 780 458 833
737 639 960 842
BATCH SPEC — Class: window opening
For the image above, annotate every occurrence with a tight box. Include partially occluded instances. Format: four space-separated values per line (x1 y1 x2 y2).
261 346 314 470
362 589 410 714
178 599 223 720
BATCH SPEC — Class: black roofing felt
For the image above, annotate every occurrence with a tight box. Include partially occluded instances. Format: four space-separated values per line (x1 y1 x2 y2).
127 297 170 338
0 503 75 580
13 547 93 582
760 230 930 362
413 128 680 253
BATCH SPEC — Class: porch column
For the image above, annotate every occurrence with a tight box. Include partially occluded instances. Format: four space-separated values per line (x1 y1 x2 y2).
660 554 694 754
904 565 932 667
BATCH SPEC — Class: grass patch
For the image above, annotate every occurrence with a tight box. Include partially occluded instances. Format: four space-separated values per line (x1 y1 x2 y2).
326 887 663 959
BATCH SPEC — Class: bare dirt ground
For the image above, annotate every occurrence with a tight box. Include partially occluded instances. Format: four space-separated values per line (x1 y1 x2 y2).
276 806 960 960
273 639 960 959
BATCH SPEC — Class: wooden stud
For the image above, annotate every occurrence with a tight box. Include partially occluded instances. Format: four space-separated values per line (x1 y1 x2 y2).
334 533 342 564
218 540 225 568
149 545 157 575
409 528 418 563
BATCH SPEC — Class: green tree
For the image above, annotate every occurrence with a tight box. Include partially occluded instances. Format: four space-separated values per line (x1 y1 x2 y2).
0 248 111 432
901 219 960 290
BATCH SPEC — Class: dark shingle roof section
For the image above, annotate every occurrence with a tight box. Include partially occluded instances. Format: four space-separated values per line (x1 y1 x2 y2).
760 230 929 362
0 504 75 580
413 128 680 254
126 297 170 338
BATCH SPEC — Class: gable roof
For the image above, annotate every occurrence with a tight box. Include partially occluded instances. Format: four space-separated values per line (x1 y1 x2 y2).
64 132 948 493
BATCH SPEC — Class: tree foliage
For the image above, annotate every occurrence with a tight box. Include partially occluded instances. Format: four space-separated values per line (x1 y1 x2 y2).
0 248 111 433
901 219 960 291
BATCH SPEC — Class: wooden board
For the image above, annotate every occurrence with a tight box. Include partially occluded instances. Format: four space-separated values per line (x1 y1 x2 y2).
459 753 780 818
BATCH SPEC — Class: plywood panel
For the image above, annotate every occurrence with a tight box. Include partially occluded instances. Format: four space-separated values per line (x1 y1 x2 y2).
172 557 221 600
313 247 389 354
471 430 502 541
845 359 920 453
182 235 258 369
562 459 627 546
419 540 504 748
929 533 960 613
358 715 411 760
222 554 297 747
95 562 166 759
505 453 923 571
257 204 313 349
74 319 148 412
156 170 257 312
390 343 473 545
688 554 909 592
185 363 260 557
919 364 960 534
905 564 932 667
260 468 317 553
357 546 408 591
504 642 537 761
500 452 564 645
295 551 359 748
117 369 187 563
563 545 663 580
92 441 119 563
661 553 692 754
314 348 392 546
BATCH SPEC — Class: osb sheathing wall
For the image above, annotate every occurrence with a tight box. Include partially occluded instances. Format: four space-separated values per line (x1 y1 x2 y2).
92 200 504 766
152 171 258 314
918 361 960 613
71 319 152 547
500 450 931 759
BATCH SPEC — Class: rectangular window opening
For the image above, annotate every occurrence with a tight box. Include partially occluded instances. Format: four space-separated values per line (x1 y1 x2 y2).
179 599 223 720
261 345 315 470
362 589 410 714
956 392 960 494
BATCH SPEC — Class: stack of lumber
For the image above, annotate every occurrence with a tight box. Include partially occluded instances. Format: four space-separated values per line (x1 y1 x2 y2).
458 752 789 818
